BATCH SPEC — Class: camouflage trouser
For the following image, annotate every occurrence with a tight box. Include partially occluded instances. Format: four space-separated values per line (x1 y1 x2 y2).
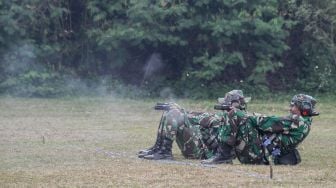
158 106 217 159
219 118 264 164
234 118 265 164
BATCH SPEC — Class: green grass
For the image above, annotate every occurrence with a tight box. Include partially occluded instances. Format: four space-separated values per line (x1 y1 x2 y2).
0 96 335 187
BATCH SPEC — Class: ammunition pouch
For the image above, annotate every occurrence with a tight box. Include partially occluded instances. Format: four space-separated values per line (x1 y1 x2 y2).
274 149 301 165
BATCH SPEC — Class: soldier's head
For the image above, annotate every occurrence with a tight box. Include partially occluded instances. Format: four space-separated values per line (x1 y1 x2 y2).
218 90 249 110
290 94 319 117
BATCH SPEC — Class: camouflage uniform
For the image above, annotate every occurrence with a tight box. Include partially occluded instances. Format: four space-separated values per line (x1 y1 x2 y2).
219 94 317 165
201 90 248 164
256 114 312 161
140 89 249 162
223 111 312 164
141 102 228 160
219 109 265 164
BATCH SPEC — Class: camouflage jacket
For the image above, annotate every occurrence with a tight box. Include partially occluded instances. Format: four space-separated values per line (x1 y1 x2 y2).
251 114 313 151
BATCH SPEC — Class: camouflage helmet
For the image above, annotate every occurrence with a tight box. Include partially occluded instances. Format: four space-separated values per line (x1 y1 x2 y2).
218 90 249 110
291 94 319 116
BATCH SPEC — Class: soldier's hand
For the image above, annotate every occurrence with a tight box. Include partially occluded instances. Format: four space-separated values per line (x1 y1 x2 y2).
262 136 272 147
271 147 281 157
228 108 236 118
262 136 280 156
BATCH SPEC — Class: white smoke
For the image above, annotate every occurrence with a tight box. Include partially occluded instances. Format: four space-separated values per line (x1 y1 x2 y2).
159 87 175 99
142 53 163 82
3 43 37 74
1 42 114 97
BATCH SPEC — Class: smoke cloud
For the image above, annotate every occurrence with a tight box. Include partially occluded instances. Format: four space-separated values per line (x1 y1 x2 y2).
1 46 175 99
143 53 163 81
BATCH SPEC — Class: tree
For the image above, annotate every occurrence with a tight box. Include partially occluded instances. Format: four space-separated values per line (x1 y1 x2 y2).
270 0 336 92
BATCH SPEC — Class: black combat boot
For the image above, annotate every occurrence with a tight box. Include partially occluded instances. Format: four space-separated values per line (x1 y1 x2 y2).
201 144 233 164
143 138 173 160
138 133 162 158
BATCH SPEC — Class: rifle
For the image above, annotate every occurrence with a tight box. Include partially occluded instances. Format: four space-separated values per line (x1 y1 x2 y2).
214 104 232 111
309 111 319 117
154 102 171 111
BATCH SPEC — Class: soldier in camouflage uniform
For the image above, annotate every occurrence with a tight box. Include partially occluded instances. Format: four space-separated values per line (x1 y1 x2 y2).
201 91 248 164
259 94 318 165
208 94 318 165
138 90 247 161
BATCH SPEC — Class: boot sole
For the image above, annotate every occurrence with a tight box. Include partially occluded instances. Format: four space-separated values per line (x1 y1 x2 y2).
143 155 174 160
137 150 158 158
201 159 233 165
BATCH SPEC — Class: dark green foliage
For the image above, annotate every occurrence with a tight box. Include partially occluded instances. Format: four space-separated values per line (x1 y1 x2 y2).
0 0 335 98
0 43 67 97
269 0 336 92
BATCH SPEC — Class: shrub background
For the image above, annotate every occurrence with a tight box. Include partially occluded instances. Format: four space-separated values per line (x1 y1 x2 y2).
0 0 335 98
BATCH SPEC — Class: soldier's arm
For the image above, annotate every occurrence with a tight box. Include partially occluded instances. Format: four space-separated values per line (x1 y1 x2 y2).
274 116 312 148
227 108 248 125
185 111 224 128
254 115 286 133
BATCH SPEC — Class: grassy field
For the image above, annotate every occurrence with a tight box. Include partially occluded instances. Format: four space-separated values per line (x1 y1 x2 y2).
0 96 335 187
